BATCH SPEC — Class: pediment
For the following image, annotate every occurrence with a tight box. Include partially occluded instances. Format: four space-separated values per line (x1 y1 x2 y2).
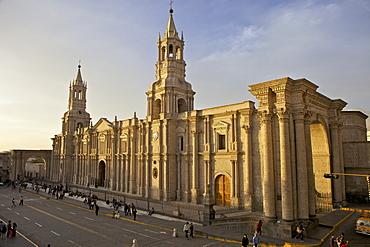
176 126 186 133
212 121 230 129
93 118 113 132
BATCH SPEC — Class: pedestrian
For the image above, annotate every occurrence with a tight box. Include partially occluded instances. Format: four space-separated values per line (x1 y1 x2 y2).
189 222 194 238
19 196 24 205
183 222 190 239
12 222 17 238
133 208 137 221
6 220 12 238
11 198 16 207
336 233 345 246
95 204 99 215
0 222 6 240
295 222 304 242
124 203 129 215
329 235 335 247
242 233 249 247
148 207 155 215
256 220 263 235
340 241 349 247
253 232 260 247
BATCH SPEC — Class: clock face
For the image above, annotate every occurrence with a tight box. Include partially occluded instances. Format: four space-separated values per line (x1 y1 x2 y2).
152 131 159 140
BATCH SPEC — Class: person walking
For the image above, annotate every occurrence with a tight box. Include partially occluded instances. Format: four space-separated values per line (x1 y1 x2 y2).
95 204 100 216
256 220 263 235
189 222 194 238
19 196 24 205
242 234 249 247
295 222 304 242
11 198 16 207
183 222 190 239
329 235 335 247
253 232 260 247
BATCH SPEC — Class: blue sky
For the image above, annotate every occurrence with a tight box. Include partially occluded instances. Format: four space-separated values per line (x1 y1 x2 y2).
0 0 369 150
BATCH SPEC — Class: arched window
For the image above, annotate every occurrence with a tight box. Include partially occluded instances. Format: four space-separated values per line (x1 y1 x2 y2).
169 44 174 57
176 47 182 59
177 98 186 113
161 46 166 61
76 122 83 134
153 99 161 119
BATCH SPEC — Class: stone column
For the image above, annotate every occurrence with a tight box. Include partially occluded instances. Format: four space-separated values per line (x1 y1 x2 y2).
294 110 309 220
191 130 200 203
337 122 346 205
125 155 130 193
176 154 181 200
277 109 294 221
304 114 316 218
329 121 343 207
231 160 235 197
242 125 253 211
258 112 276 219
129 128 137 194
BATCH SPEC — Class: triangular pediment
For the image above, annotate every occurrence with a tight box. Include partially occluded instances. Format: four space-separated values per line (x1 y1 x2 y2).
93 118 113 132
212 121 230 129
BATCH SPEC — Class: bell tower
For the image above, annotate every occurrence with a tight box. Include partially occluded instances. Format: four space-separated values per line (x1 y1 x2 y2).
62 64 91 135
146 7 195 121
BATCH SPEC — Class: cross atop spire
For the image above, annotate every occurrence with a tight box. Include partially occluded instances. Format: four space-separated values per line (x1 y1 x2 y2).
74 62 84 86
165 2 178 38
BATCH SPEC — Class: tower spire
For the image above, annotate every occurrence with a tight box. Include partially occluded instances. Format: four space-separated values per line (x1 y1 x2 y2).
164 2 178 38
146 5 195 120
74 61 84 86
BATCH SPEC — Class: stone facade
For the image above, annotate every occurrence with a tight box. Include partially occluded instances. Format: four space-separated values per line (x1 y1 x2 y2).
0 151 11 183
47 9 369 223
341 111 370 202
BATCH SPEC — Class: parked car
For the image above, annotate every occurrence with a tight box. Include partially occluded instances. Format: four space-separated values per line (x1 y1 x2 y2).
355 213 370 236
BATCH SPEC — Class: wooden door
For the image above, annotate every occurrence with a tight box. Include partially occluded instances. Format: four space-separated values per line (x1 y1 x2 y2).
215 175 231 207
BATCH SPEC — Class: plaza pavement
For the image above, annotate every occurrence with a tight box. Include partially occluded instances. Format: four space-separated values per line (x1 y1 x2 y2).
14 185 361 247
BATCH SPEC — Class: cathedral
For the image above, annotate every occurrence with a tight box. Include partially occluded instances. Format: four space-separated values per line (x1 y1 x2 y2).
49 8 369 223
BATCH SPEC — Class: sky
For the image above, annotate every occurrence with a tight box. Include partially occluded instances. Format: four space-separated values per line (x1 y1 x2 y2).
0 0 369 151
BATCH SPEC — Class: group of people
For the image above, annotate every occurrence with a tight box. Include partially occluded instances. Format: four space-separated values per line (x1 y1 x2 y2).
11 196 24 207
113 203 137 220
82 196 100 215
330 233 349 247
0 220 17 240
241 220 262 247
182 222 194 239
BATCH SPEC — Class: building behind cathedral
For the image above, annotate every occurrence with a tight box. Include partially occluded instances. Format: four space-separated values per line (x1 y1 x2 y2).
4 8 370 229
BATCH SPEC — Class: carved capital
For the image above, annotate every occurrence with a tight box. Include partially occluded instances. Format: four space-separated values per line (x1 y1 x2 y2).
257 111 272 124
275 108 290 120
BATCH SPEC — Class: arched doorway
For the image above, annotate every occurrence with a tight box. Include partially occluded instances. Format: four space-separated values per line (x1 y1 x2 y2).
310 122 332 211
98 161 106 186
215 175 231 207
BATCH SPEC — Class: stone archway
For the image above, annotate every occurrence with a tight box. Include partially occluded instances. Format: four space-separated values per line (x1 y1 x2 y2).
98 161 106 186
25 156 46 179
9 150 52 181
215 174 231 207
310 121 332 211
